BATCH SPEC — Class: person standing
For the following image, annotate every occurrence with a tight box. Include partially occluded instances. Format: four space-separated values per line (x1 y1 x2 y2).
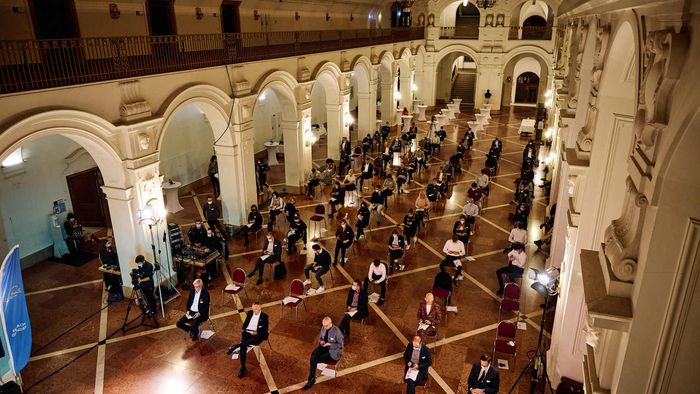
134 255 156 317
226 302 269 378
203 195 226 238
440 235 466 282
208 155 220 197
257 158 270 195
303 317 344 390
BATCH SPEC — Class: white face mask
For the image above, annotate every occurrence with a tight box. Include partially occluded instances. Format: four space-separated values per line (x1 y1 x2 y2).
341 224 346 228
267 237 273 242
196 224 202 228
207 233 213 237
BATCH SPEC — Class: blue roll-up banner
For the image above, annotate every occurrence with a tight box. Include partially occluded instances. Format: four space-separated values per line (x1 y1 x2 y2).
0 246 32 375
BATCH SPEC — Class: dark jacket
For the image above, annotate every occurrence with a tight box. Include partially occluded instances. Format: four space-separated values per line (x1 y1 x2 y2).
357 206 370 226
241 311 269 340
370 191 384 205
387 234 406 249
136 261 154 284
453 221 470 237
188 226 207 245
467 362 500 394
203 201 221 221
336 226 355 244
186 288 211 321
345 286 369 319
261 239 282 261
248 211 263 229
289 219 307 236
403 343 431 382
313 249 332 269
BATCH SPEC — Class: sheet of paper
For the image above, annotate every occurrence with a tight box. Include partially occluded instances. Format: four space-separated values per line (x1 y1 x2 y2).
321 368 336 377
346 310 357 317
246 223 254 228
446 306 458 313
497 359 509 370
282 296 299 305
231 353 239 360
466 256 476 261
418 323 430 331
405 369 419 381
453 260 462 268
517 322 527 330
225 284 241 291
200 330 215 339
260 254 270 261
368 292 380 303
316 363 327 371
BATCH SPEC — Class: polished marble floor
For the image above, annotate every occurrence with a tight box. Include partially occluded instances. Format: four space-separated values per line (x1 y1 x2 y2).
21 105 556 393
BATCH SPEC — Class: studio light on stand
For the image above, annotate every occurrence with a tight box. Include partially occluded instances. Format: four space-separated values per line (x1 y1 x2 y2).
509 267 559 394
138 201 180 318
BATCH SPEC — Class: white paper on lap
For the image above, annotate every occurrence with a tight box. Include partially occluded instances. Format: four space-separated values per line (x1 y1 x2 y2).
405 369 419 381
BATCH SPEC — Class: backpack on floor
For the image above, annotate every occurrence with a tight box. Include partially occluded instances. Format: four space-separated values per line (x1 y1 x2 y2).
273 262 287 279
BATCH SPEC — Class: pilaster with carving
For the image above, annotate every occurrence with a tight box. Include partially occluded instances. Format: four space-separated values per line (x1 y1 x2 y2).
567 21 589 110
576 23 610 154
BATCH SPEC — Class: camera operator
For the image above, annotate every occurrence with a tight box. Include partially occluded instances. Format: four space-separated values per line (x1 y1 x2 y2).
134 255 156 317
99 239 123 301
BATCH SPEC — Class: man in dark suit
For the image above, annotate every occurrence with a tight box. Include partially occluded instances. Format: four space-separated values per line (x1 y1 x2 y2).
175 279 210 341
467 353 500 394
403 335 432 394
135 254 156 317
226 302 269 378
203 195 226 238
333 219 354 267
338 279 369 337
247 232 282 285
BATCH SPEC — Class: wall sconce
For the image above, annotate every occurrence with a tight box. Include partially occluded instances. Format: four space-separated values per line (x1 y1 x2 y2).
195 7 204 20
350 14 354 22
395 91 402 101
544 98 553 107
326 13 331 22
254 10 260 20
295 11 300 21
109 3 120 19
344 112 354 127
304 129 317 147
411 83 417 92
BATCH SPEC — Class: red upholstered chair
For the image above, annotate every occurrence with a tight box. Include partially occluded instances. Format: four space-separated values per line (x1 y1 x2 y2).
400 373 430 393
281 279 306 320
309 204 327 241
493 320 517 370
221 267 249 305
498 282 521 322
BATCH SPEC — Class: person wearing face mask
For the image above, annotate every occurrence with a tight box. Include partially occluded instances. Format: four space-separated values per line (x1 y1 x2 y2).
268 192 284 229
453 215 471 248
303 244 331 293
99 239 123 300
333 219 354 267
338 279 369 337
247 232 282 286
285 213 307 254
64 212 84 254
403 209 419 249
284 197 298 224
359 157 373 191
188 219 207 246
303 316 344 390
355 202 370 240
363 259 387 305
238 205 263 246
387 227 406 273
256 158 271 195
403 335 432 394
328 182 344 217
370 185 385 225
201 228 224 281
203 195 226 238
134 255 156 317
440 235 466 282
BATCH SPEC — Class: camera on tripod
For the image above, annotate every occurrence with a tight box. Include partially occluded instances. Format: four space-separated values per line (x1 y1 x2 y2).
129 268 141 287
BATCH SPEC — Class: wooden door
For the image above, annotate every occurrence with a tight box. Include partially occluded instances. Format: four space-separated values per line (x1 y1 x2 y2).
221 0 241 34
66 168 109 228
28 0 80 39
146 0 177 36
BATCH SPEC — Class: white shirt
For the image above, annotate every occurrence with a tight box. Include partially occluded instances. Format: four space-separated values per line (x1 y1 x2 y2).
246 312 261 332
191 290 201 313
509 228 528 244
508 250 527 268
462 202 479 217
478 365 489 381
391 235 399 247
476 174 489 188
425 303 432 316
443 240 465 257
266 240 274 254
367 263 387 283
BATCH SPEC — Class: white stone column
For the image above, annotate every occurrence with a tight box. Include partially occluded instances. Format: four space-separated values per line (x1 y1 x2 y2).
326 103 343 160
422 54 437 106
400 74 412 111
381 81 396 126
341 92 351 141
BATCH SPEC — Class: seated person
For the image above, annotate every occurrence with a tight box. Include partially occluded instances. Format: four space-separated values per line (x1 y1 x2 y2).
462 198 480 226
247 232 282 286
328 182 345 217
467 353 500 394
305 168 322 198
416 292 441 340
370 185 385 225
284 197 298 224
268 192 285 228
415 191 430 226
238 204 263 246
226 302 269 378
504 221 527 253
387 227 406 272
426 179 440 202
176 279 210 341
496 243 526 295
396 164 409 194
362 133 373 156
359 157 374 190
372 130 381 152
303 317 344 390
64 212 85 253
201 228 224 281
437 126 447 142
440 235 466 281
512 203 530 225
338 279 369 337
355 202 370 240
484 154 498 176
303 244 331 293
453 215 471 248
322 159 336 185
363 259 387 305
373 154 385 177
476 168 490 197
338 152 351 176
432 270 453 305
99 240 123 299
403 209 419 248
467 182 484 208
333 219 354 267
403 335 432 394
381 175 397 209
187 219 207 246
285 213 307 254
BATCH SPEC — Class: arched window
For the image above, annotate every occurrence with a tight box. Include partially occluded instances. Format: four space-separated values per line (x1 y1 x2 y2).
522 15 547 39
514 72 540 103
454 3 480 39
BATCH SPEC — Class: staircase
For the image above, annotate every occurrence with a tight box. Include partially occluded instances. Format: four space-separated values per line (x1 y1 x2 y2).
451 72 476 106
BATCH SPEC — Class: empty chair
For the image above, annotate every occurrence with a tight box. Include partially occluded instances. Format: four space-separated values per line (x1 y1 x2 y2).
309 204 328 241
493 321 517 370
281 279 307 320
221 267 249 305
498 282 521 322
432 271 453 307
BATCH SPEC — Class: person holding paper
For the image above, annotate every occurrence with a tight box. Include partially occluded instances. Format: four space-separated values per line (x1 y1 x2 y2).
333 219 354 267
453 215 471 248
495 243 526 295
387 227 406 273
416 293 441 340
440 235 466 282
226 302 269 378
268 192 284 229
403 335 431 394
175 279 210 341
303 244 331 293
370 185 385 225
467 353 500 394
303 317 344 390
238 205 263 247
338 279 368 337
247 232 282 286
363 259 387 305
285 213 307 254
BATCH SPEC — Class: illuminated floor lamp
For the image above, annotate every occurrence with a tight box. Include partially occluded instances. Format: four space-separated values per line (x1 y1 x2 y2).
138 201 180 318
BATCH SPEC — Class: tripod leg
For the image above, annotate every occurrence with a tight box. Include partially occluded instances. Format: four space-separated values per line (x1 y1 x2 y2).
508 357 534 394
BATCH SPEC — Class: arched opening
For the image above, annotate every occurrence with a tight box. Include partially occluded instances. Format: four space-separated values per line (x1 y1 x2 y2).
522 16 547 39
514 72 540 104
455 2 480 38
397 51 412 112
508 0 554 40
352 59 374 137
378 55 397 125
435 51 477 106
310 71 342 161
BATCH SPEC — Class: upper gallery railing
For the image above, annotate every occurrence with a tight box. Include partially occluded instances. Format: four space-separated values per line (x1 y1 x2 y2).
0 27 424 94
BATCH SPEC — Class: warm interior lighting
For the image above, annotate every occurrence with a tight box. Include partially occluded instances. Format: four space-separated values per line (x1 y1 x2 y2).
259 91 267 101
1 147 23 167
411 83 418 92
462 0 469 6
395 91 402 100
304 128 317 147
139 200 166 226
544 127 554 139
544 98 553 107
544 89 553 98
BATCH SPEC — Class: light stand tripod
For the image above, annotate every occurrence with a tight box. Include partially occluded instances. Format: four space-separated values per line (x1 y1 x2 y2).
508 291 556 394
121 286 159 333
145 222 180 317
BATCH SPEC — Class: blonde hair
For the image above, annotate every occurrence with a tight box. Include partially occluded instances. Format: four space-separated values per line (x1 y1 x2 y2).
193 279 204 287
